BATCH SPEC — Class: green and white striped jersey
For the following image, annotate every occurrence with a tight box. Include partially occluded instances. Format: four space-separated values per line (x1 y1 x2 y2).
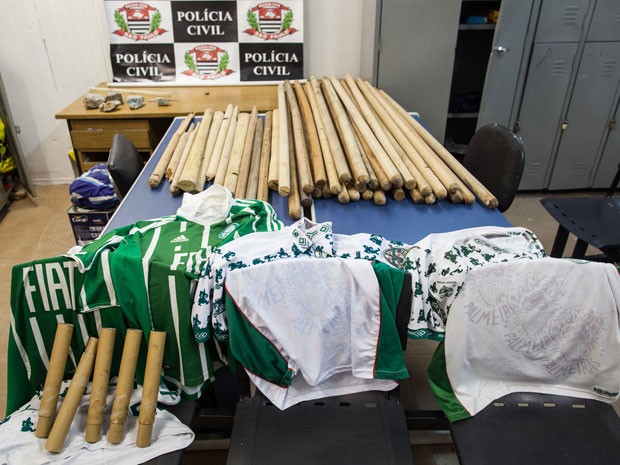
8 255 129 415
8 198 283 414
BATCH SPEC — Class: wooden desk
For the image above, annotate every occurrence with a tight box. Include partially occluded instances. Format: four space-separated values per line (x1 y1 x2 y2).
55 83 278 173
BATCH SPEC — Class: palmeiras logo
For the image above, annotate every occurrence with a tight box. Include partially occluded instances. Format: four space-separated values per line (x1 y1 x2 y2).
182 45 233 81
245 2 298 40
113 2 167 41
382 246 411 269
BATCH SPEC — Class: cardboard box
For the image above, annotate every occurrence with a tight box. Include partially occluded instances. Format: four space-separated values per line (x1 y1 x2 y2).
67 206 115 246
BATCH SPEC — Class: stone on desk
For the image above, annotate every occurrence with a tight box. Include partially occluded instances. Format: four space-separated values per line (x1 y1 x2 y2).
105 92 124 104
127 95 145 110
152 97 172 106
99 100 121 112
82 93 105 110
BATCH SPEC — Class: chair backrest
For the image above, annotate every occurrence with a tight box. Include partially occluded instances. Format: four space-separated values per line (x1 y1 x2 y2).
605 161 620 198
462 124 525 213
107 133 144 199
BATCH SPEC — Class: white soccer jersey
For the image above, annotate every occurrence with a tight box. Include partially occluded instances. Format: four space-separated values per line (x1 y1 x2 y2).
0 382 193 464
224 258 409 409
445 258 620 418
403 226 547 340
191 218 413 343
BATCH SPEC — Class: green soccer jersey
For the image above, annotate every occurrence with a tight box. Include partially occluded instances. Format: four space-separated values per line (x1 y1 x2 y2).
8 255 129 415
8 198 283 414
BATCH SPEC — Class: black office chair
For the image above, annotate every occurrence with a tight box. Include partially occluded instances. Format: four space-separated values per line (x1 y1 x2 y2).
462 124 525 213
450 392 620 465
540 162 620 262
107 133 144 199
226 273 414 465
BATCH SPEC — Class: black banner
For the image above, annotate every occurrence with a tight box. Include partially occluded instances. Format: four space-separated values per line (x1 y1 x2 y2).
239 43 303 81
171 1 238 43
110 44 177 82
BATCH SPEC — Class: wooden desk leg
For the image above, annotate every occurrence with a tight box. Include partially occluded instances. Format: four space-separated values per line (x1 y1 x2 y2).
549 225 569 258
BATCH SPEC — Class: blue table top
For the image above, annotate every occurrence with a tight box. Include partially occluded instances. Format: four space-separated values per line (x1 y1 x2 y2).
106 117 294 231
107 117 510 243
311 196 510 245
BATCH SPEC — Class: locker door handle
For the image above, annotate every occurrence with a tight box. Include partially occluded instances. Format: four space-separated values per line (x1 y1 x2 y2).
493 46 509 54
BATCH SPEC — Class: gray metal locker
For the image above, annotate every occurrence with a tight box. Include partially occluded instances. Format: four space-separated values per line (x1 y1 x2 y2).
517 43 578 190
591 100 620 188
548 42 620 189
534 0 591 43
477 0 535 129
586 0 620 42
375 0 461 141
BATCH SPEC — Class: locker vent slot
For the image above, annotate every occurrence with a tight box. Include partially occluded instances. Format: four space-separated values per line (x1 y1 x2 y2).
572 161 588 177
527 163 543 178
551 60 568 77
562 5 580 26
601 59 617 77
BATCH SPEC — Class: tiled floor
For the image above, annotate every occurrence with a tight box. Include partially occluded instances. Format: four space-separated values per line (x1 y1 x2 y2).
0 185 614 464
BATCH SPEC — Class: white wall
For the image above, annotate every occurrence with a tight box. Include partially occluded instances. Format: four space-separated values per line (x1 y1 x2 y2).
0 0 377 185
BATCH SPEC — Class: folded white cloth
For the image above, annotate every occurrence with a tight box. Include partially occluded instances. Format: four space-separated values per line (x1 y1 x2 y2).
445 258 620 417
0 381 194 464
176 183 233 226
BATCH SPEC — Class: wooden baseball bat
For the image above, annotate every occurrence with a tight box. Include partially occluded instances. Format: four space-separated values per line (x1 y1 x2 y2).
373 189 387 206
361 188 374 201
382 90 498 208
347 188 361 202
171 123 199 196
257 111 272 201
45 337 99 453
354 82 433 196
338 184 350 204
349 115 392 192
321 77 370 186
293 80 327 189
278 83 291 196
268 108 280 190
328 76 404 188
301 190 313 208
343 75 415 189
35 323 74 438
223 112 251 195
284 80 314 195
244 116 264 199
136 331 167 448
198 110 224 188
450 189 464 204
365 86 448 199
309 77 351 185
235 107 259 198
424 192 437 205
452 176 476 205
206 104 234 181
322 186 333 199
358 79 436 196
85 328 116 443
409 188 424 204
177 109 214 193
149 113 194 187
381 94 460 195
165 131 189 181
287 122 301 219
392 187 406 201
108 329 143 444
304 81 341 194
214 106 239 186
311 186 322 198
